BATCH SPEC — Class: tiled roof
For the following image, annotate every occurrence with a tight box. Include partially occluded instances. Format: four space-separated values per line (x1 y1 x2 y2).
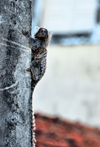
35 113 100 147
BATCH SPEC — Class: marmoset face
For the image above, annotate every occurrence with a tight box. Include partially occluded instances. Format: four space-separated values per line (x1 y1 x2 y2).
35 28 48 39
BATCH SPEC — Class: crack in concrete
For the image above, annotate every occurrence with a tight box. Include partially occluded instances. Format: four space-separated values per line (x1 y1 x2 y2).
0 37 31 51
0 42 31 53
0 81 18 91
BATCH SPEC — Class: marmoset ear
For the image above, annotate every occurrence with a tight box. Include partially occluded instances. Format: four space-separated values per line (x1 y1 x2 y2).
33 26 40 37
48 31 52 41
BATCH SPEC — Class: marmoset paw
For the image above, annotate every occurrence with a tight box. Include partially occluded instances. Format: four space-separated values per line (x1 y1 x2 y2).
22 30 29 36
31 60 40 67
26 68 31 72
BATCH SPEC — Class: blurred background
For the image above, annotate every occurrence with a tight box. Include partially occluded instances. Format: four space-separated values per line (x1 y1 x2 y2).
32 0 100 127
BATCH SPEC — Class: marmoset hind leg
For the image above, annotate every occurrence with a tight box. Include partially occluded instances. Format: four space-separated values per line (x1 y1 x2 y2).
30 60 41 81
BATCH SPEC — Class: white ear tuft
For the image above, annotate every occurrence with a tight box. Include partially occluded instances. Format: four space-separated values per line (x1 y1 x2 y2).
48 31 52 40
33 26 40 36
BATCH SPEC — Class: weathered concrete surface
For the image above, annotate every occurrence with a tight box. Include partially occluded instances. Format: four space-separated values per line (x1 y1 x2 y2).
0 0 32 146
34 44 100 127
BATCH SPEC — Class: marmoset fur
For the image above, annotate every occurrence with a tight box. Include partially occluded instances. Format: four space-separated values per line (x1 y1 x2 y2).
22 26 52 82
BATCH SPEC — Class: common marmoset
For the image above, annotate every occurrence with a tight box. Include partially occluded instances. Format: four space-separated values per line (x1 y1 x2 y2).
22 26 52 146
22 26 52 83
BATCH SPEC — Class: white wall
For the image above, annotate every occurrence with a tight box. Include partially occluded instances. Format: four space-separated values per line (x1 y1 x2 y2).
41 0 97 34
34 45 100 127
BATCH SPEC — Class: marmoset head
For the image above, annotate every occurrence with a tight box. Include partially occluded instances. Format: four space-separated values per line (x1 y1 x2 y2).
34 27 48 40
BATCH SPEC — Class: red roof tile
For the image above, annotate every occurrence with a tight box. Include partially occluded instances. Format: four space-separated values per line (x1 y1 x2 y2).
35 113 100 147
